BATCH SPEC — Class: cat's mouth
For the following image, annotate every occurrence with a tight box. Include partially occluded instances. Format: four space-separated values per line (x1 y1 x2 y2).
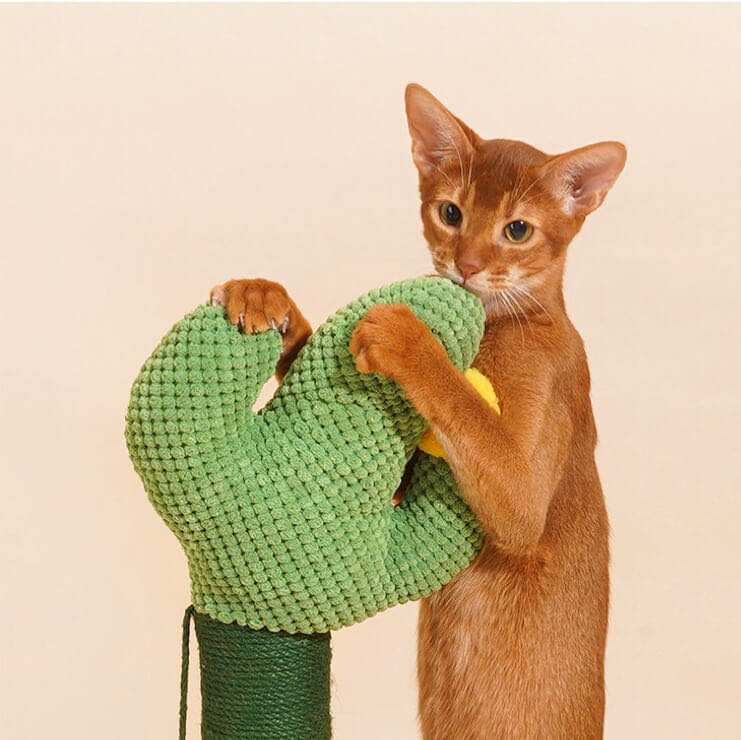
453 272 509 299
464 279 496 298
436 265 529 308
437 266 543 320
437 267 496 298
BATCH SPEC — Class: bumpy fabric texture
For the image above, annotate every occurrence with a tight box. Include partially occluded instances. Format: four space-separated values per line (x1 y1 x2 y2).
125 277 485 633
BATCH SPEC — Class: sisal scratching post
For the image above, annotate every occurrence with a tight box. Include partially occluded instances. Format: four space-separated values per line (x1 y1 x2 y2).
126 277 487 738
181 608 331 740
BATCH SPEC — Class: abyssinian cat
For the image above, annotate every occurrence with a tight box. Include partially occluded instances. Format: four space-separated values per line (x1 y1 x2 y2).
210 83 626 738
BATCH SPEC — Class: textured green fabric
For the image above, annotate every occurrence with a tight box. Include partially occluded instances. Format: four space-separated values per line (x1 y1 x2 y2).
192 610 331 739
125 277 485 633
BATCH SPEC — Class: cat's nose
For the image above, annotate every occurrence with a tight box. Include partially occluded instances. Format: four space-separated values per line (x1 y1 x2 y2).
456 258 486 281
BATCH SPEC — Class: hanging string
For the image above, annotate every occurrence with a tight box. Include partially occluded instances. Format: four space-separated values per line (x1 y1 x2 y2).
180 605 195 740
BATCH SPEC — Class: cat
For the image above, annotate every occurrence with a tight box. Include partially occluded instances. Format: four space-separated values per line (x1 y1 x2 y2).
211 83 626 739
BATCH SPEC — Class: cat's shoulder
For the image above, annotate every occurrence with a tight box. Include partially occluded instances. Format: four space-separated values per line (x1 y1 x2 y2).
474 313 587 389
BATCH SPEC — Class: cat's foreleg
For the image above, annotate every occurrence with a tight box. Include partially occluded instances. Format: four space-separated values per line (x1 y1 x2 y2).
350 303 571 557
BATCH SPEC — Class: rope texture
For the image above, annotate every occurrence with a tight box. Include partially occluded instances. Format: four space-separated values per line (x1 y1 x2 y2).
126 278 486 634
193 609 331 739
180 605 195 739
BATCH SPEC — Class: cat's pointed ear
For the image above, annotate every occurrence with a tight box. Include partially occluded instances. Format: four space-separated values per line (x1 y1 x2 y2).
405 83 476 178
543 142 627 217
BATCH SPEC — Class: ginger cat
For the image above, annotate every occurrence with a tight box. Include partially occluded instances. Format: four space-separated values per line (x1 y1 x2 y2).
211 83 626 738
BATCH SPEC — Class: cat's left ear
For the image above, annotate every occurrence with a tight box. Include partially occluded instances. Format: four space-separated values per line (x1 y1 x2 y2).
543 142 627 217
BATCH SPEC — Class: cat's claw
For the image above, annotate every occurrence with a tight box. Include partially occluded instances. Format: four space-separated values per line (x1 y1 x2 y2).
268 317 290 334
209 279 304 352
268 316 289 335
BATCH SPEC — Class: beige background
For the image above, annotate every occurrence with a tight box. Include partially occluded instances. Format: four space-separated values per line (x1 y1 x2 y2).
1 4 739 738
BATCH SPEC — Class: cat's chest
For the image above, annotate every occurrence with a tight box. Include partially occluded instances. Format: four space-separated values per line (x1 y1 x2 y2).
472 325 522 378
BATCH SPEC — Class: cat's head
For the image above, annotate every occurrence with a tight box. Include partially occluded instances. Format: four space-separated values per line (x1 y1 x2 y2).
405 83 626 318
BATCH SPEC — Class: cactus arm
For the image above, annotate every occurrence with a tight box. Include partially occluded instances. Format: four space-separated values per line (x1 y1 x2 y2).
124 303 282 525
384 453 484 603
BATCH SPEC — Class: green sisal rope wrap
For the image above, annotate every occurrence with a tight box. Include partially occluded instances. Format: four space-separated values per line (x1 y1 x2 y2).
181 607 331 739
126 277 486 737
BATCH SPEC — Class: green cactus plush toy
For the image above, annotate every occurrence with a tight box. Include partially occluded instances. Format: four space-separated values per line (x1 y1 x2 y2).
125 276 486 739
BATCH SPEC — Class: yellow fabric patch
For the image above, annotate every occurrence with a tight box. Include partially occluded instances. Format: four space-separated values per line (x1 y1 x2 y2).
417 368 500 460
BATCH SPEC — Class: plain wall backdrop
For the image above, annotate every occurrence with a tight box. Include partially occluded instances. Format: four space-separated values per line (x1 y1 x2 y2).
1 4 739 738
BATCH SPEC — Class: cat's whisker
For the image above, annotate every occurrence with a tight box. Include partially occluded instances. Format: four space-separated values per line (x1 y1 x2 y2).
512 284 554 323
498 288 513 324
500 289 525 347
433 164 458 192
492 291 503 319
491 289 507 319
513 168 551 208
510 166 529 205
512 284 549 318
506 288 534 338
487 290 501 319
512 195 540 209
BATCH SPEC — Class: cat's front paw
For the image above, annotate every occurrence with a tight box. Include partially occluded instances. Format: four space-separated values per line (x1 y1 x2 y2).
210 278 293 335
349 303 447 385
210 278 313 381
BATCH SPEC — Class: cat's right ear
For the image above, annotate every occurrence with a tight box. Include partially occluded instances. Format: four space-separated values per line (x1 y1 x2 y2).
542 142 627 218
405 84 476 179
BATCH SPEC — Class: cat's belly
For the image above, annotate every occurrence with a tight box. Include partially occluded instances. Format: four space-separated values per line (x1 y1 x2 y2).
417 537 608 739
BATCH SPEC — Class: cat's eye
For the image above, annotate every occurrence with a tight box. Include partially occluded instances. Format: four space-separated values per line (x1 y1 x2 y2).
504 220 533 243
440 202 462 227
